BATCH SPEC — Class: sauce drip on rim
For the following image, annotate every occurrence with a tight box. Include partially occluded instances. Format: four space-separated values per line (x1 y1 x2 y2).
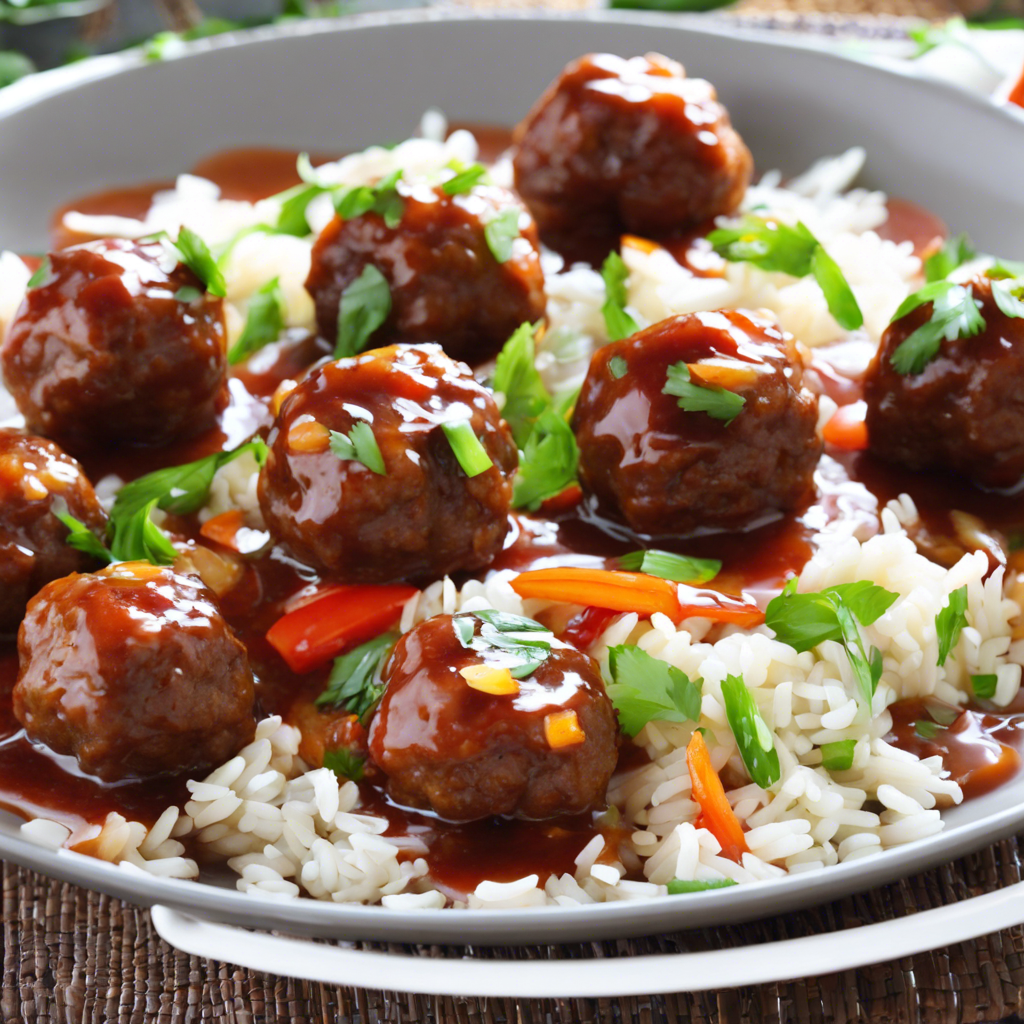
2 139 1020 898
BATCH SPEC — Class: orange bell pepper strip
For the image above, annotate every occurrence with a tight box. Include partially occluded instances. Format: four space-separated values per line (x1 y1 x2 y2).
823 400 869 452
686 730 748 863
509 566 763 627
266 583 417 673
199 509 246 550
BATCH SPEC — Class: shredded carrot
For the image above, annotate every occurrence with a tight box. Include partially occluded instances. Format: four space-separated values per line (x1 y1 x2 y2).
686 731 748 863
544 709 586 749
510 566 763 627
199 509 246 550
823 400 869 452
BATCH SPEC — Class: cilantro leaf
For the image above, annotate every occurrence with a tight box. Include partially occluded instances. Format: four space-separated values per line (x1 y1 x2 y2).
52 500 113 564
606 644 702 736
335 169 404 229
512 406 579 511
270 182 326 236
988 258 1024 280
991 277 1024 320
618 549 721 584
26 257 50 289
335 264 391 358
228 277 286 364
925 233 976 282
484 208 521 264
442 420 493 478
890 282 985 375
322 747 366 782
601 252 639 341
329 420 386 476
666 879 737 894
491 322 549 448
442 163 489 195
663 362 745 424
720 674 780 789
453 611 553 679
316 631 397 721
709 216 863 329
935 585 969 667
820 739 856 771
971 673 997 699
609 355 628 379
168 227 227 297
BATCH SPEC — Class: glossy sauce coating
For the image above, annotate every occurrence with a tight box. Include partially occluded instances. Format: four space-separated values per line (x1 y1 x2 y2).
0 429 107 633
14 563 255 782
306 181 546 364
2 239 228 454
865 274 1024 490
258 343 518 584
572 310 821 535
513 53 752 255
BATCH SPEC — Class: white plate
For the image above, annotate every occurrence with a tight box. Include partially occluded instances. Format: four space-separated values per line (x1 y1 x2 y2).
0 10 1023 947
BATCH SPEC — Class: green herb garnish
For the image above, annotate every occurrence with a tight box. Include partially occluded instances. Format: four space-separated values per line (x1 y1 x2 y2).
991 276 1024 320
334 168 404 229
52 501 113 564
491 322 549 448
924 233 976 283
316 631 397 721
708 215 863 330
935 585 969 667
888 281 984 375
453 610 553 679
663 362 746 425
971 673 998 700
335 264 391 358
322 747 366 782
273 182 326 236
442 163 489 195
174 286 203 304
442 420 493 478
512 405 579 511
666 878 738 894
601 251 639 341
720 674 780 789
606 644 702 736
484 208 521 264
618 549 721 585
915 719 942 740
228 277 286 365
26 257 50 289
168 226 227 298
820 739 856 772
329 420 386 476
609 355 628 379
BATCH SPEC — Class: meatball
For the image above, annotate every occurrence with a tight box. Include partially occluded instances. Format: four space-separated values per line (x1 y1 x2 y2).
512 53 752 251
305 181 545 364
0 429 107 634
14 562 255 782
573 310 821 535
2 238 228 454
367 613 618 821
864 274 1024 490
258 343 517 583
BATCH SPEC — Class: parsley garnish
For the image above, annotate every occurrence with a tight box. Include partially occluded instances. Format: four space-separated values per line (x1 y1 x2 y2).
511 405 579 511
26 257 50 289
971 673 998 700
484 208 521 264
915 719 942 740
51 500 114 564
720 674 780 789
329 420 386 476
618 549 721 585
491 322 549 448
322 747 366 782
925 233 976 283
334 169 404 229
316 631 397 721
888 281 985 375
167 227 227 298
663 362 745 425
227 277 286 365
270 181 327 237
335 264 391 358
990 276 1024 320
174 286 202 304
601 252 639 341
605 644 702 736
935 585 969 667
667 879 737 894
453 610 553 679
608 355 628 380
708 215 863 331
442 420 493 478
820 739 856 772
765 579 897 707
442 163 489 195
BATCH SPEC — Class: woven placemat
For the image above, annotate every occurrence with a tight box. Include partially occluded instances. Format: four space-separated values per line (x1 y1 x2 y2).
5 834 1024 1023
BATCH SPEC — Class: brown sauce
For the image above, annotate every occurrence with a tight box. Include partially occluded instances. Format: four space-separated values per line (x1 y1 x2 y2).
4 140 1023 894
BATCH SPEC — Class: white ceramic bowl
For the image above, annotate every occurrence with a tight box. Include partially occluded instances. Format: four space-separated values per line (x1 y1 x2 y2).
0 11 1022 948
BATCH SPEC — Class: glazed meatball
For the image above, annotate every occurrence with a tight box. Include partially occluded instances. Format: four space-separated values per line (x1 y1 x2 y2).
573 310 821 535
512 53 752 251
864 274 1024 489
2 238 228 454
13 562 255 782
0 429 107 634
258 343 517 583
367 613 618 821
305 181 545 364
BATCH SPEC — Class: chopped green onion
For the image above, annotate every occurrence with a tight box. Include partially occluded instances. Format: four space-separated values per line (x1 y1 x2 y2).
442 163 489 195
26 257 50 289
971 673 997 700
484 208 521 264
720 674 780 789
666 878 738 893
174 286 203 304
608 355 628 379
169 226 227 298
820 739 856 772
442 420 493 478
